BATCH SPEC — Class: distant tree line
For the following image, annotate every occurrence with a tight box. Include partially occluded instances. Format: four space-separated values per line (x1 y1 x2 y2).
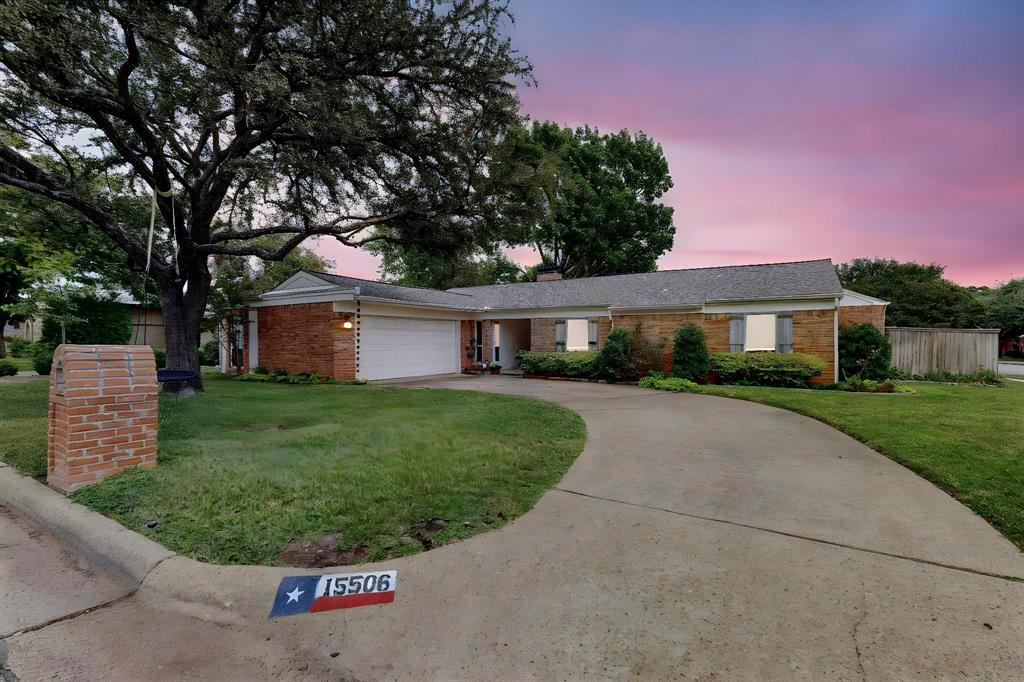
837 258 1023 356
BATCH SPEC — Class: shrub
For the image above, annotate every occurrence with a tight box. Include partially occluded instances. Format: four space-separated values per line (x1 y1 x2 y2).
710 352 825 387
838 323 891 380
591 328 634 382
627 323 665 376
31 344 54 375
816 378 904 393
7 337 29 357
517 351 597 378
0 358 17 376
235 369 368 385
671 324 709 381
638 375 700 392
41 293 133 346
199 340 219 366
910 368 1003 386
152 348 167 369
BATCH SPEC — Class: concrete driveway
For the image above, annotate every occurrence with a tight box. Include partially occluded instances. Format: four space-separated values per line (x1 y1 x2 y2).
4 376 1023 680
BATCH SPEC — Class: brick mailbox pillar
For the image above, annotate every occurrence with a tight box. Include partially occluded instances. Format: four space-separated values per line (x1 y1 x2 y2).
47 345 158 493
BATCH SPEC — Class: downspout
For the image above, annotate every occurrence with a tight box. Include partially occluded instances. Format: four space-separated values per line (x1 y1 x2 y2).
834 297 840 382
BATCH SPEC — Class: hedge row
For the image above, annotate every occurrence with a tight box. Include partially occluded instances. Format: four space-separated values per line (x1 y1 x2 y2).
709 352 825 387
517 351 598 378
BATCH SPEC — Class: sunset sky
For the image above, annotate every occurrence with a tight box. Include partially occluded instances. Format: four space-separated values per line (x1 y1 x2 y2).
318 0 1024 286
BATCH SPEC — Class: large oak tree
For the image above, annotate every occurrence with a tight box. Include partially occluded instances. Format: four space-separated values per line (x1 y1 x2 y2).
0 0 530 390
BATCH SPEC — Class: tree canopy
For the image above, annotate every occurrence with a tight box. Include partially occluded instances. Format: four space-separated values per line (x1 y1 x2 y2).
986 278 1024 340
370 120 676 287
0 239 30 357
837 258 987 328
0 0 532 388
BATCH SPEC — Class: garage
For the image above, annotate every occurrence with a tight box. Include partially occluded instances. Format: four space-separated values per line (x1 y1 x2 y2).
359 316 459 380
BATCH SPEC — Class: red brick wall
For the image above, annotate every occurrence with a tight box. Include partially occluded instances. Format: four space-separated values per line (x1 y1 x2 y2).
839 304 886 332
47 345 158 493
246 303 355 380
612 310 835 382
611 312 732 373
792 309 836 383
460 320 475 371
531 318 557 352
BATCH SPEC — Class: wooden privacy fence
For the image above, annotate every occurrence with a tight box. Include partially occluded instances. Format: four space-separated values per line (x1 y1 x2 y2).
885 327 999 374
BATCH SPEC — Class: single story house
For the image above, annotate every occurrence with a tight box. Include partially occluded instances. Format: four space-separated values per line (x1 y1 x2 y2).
225 258 888 384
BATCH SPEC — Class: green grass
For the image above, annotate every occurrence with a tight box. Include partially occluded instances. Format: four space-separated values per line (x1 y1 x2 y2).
0 379 50 476
0 374 585 565
698 381 1024 549
4 356 34 372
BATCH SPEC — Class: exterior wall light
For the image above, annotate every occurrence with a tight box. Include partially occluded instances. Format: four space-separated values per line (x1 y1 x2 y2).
343 321 353 329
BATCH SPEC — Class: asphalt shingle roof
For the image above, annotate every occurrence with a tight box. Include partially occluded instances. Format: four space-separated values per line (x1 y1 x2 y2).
307 259 842 311
306 272 478 308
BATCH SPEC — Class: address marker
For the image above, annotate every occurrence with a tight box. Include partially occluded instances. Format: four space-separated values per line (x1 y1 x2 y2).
269 570 397 618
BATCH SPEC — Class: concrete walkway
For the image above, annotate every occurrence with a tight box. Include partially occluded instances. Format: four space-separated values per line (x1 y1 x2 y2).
3 377 1023 680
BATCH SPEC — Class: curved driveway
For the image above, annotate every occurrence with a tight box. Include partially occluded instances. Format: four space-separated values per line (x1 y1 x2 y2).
7 376 1024 680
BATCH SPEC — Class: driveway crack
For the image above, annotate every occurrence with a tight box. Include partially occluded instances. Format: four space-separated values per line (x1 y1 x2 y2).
553 487 1024 583
851 594 869 681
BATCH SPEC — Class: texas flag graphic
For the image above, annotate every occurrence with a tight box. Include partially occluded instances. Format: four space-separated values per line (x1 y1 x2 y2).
269 570 397 618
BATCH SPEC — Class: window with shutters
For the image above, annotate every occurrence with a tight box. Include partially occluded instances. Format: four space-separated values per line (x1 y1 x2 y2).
744 314 776 351
565 319 590 351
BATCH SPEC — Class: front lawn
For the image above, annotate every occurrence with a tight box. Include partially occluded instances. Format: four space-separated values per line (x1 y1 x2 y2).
0 374 585 565
4 356 34 373
699 381 1024 550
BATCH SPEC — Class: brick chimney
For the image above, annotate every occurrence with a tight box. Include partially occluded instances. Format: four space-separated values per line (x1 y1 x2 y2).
536 265 563 282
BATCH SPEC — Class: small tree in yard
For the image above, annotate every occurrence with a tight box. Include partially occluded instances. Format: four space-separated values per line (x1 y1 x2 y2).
672 324 709 381
592 328 634 383
0 1 531 392
839 324 892 380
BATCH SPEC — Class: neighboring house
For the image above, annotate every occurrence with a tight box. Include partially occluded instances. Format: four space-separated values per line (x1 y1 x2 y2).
115 294 215 349
228 259 888 383
3 317 42 342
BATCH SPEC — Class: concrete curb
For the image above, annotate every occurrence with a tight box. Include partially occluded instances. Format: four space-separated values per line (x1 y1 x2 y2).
0 463 175 586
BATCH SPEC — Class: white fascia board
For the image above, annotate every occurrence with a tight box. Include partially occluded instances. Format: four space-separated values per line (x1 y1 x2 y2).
840 289 891 306
248 289 356 308
347 300 475 320
608 305 703 315
474 306 610 320
703 297 835 314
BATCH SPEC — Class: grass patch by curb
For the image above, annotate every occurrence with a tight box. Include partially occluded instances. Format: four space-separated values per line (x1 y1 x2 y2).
1 374 585 565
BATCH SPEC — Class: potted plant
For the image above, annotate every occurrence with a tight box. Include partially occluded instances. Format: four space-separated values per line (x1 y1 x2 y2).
488 362 502 375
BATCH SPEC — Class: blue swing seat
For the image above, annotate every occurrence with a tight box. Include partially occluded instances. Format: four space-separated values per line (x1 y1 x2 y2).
157 368 198 383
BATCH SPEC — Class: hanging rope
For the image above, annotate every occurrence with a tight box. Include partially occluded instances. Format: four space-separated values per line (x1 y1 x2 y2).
145 185 175 274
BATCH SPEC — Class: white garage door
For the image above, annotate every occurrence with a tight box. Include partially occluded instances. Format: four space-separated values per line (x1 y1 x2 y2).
359 316 459 380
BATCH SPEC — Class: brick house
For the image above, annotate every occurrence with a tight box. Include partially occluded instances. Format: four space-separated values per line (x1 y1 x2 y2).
225 259 887 384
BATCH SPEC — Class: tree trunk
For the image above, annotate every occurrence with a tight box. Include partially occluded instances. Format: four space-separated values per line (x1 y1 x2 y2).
156 265 211 394
0 326 6 359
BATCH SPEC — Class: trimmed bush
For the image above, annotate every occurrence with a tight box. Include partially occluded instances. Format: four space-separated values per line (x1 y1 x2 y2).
31 344 54 375
7 337 29 357
638 375 700 392
41 293 132 346
671 324 709 381
838 323 891 381
517 351 597 378
909 368 1003 386
236 370 368 385
591 328 634 382
199 340 219 366
0 358 17 376
710 352 825 387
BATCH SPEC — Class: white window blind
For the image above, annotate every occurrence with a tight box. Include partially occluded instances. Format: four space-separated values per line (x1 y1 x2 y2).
565 319 590 351
744 314 777 352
